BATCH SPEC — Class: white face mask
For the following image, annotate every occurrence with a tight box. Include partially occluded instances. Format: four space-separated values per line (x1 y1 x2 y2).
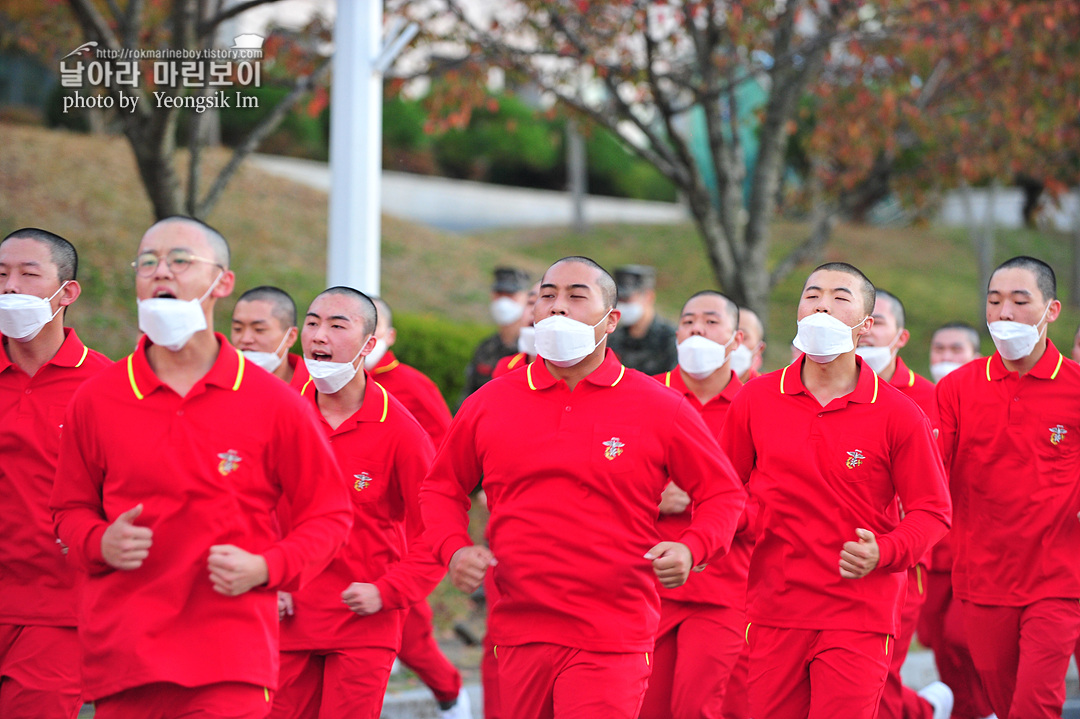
678 334 735 380
534 310 612 368
304 339 369 394
0 281 69 342
855 331 903 375
617 301 645 326
729 343 755 377
137 272 222 352
363 337 389 370
930 361 963 383
793 312 867 364
490 297 524 326
987 302 1050 361
242 332 291 373
517 325 536 356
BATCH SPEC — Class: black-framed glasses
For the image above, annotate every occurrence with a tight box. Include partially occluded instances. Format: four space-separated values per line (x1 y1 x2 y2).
131 249 221 277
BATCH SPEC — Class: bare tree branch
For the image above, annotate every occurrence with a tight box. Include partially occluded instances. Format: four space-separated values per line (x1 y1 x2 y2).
196 56 332 217
123 0 143 50
103 0 122 23
64 0 124 54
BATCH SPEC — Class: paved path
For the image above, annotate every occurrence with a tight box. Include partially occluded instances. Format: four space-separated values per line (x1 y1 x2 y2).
250 154 689 233
76 650 1079 718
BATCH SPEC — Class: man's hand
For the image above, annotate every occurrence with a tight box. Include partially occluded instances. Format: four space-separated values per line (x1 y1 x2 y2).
658 483 691 515
449 545 496 594
101 504 153 570
342 583 383 615
278 592 294 620
207 545 269 596
646 541 693 588
839 528 880 579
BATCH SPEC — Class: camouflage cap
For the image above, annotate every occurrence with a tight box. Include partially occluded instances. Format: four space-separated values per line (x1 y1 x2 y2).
614 264 656 295
492 266 531 293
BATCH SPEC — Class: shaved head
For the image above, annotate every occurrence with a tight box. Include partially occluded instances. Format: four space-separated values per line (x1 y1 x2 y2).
546 256 617 310
811 262 875 316
315 286 378 336
2 227 78 282
150 216 230 268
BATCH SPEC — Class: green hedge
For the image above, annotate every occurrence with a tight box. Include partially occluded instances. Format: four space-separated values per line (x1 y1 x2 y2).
389 312 493 409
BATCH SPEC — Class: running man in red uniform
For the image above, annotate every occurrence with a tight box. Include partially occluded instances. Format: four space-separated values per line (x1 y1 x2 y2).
421 256 745 719
271 287 446 719
50 217 352 719
365 297 453 448
721 262 951 719
639 290 753 719
366 296 468 719
856 289 953 719
731 306 765 383
231 285 308 390
920 322 995 719
937 256 1080 719
0 228 111 718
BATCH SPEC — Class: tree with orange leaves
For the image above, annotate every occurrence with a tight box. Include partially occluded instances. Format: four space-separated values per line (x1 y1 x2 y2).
3 0 333 220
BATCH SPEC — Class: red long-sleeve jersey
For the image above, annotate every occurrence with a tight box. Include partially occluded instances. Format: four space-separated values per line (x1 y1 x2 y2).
367 350 452 448
720 356 951 635
0 328 110 626
937 341 1080 605
652 368 755 609
280 375 444 651
421 350 746 652
50 336 352 700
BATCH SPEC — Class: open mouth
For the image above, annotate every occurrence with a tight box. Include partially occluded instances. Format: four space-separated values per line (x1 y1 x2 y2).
311 350 333 362
154 289 177 299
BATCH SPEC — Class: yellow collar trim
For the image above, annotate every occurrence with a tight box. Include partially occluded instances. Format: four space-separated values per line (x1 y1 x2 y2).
1050 352 1064 379
75 345 89 368
371 359 399 375
375 381 389 422
126 354 144 400
780 363 792 394
526 360 624 388
231 348 245 391
780 359 877 402
664 371 672 387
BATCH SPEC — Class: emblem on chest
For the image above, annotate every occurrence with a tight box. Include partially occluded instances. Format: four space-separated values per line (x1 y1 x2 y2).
1050 424 1068 446
217 449 242 476
602 437 625 461
846 450 865 469
354 472 373 491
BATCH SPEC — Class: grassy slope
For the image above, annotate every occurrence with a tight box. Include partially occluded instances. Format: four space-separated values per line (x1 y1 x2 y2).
3 122 1078 378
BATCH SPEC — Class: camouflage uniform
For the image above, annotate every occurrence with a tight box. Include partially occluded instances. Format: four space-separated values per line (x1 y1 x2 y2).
610 264 678 376
459 266 532 408
608 319 678 376
459 333 519 407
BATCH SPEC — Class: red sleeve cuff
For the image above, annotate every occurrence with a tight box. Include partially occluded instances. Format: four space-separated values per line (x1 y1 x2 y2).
435 534 474 567
875 534 897 572
374 579 405 610
84 524 113 575
262 546 285 589
677 533 706 568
